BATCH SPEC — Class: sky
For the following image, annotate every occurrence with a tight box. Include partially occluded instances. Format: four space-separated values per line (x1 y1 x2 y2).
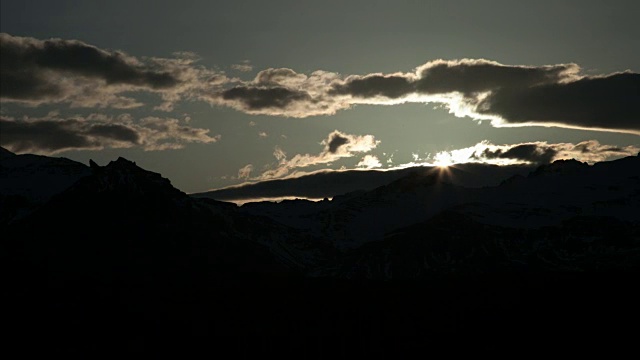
1 0 639 196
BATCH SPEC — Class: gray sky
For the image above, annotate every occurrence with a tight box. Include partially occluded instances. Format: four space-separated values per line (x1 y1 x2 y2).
1 0 638 194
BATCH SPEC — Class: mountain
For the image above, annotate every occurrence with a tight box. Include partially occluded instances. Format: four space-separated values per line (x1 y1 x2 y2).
0 146 90 224
192 162 536 202
4 152 640 355
4 156 332 275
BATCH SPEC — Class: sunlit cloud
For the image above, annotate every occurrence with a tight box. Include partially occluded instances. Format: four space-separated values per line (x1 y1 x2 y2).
237 164 253 179
398 140 640 168
357 155 382 169
205 58 639 134
250 130 380 180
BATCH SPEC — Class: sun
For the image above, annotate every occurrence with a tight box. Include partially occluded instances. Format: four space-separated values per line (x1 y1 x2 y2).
432 152 455 167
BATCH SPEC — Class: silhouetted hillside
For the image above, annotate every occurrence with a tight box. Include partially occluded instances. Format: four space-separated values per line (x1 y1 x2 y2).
3 152 640 356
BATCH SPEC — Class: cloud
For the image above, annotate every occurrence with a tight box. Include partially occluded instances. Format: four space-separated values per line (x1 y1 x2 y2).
254 130 380 180
202 68 347 117
231 60 253 72
237 164 253 179
429 140 640 166
206 59 639 134
325 131 350 153
357 155 382 169
414 59 579 94
476 72 640 132
3 33 638 134
0 33 224 110
220 86 312 111
329 59 640 133
330 73 415 99
0 113 219 154
136 116 221 150
550 140 640 163
473 144 557 165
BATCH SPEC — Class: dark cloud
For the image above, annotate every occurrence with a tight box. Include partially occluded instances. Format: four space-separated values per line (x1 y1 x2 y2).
465 140 640 165
85 124 141 143
474 144 558 164
0 117 138 153
221 86 312 110
0 33 220 109
415 59 576 94
2 33 638 133
478 72 640 132
203 68 344 117
330 74 414 99
326 132 349 153
0 114 219 154
214 59 639 134
1 33 176 100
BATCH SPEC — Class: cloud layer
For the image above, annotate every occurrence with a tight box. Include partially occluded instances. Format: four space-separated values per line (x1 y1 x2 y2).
207 59 639 134
0 113 219 154
2 33 638 135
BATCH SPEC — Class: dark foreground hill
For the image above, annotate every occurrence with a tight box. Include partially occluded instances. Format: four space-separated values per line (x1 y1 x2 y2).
3 152 640 356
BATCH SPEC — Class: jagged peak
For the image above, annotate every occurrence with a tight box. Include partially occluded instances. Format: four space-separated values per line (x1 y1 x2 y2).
107 157 138 168
69 156 184 198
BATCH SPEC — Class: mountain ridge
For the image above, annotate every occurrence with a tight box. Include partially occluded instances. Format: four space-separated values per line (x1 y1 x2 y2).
4 150 640 353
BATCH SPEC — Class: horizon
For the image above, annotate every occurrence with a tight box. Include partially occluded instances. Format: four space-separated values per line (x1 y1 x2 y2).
3 143 638 205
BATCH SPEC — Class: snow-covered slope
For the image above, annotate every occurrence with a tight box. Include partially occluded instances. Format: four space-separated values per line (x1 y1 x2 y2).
457 156 640 228
238 155 640 250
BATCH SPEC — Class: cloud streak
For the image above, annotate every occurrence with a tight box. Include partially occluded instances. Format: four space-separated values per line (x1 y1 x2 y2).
245 130 380 180
0 113 219 154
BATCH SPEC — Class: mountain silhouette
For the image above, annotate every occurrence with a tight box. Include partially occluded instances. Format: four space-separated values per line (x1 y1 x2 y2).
3 151 640 355
0 146 90 225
